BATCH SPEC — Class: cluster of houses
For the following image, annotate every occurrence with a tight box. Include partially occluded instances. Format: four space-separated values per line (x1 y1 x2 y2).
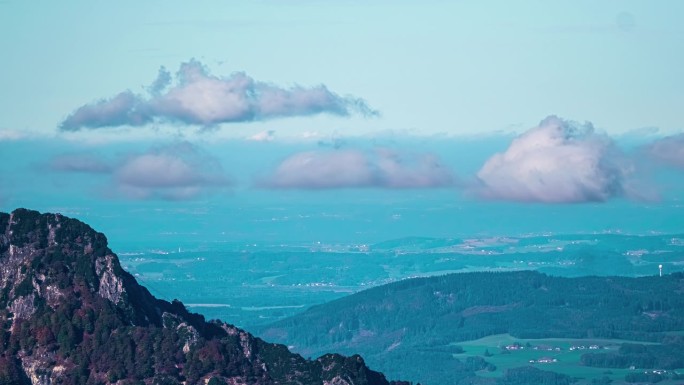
501 342 612 365
568 344 604 351
503 343 561 363
504 342 607 352
504 343 562 351
529 357 558 364
503 344 525 351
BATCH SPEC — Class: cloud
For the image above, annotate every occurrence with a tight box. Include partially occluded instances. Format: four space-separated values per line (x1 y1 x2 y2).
61 92 152 130
246 130 275 142
113 143 231 200
643 134 684 169
475 116 630 203
60 60 377 131
49 154 113 173
260 148 456 189
0 129 27 141
47 142 230 200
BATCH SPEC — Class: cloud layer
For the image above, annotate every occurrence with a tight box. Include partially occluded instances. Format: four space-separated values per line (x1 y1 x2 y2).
644 134 684 169
49 154 113 173
60 60 377 131
475 116 629 203
49 143 231 200
261 149 456 189
114 145 230 200
0 129 27 141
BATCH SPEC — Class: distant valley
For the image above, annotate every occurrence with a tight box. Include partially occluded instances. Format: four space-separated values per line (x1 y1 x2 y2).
115 233 684 329
112 234 684 385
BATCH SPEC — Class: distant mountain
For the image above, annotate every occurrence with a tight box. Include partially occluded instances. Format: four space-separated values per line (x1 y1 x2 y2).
0 209 396 385
258 270 684 385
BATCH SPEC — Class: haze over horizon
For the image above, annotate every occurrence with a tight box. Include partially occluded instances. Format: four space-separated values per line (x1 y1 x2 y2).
1 1 683 247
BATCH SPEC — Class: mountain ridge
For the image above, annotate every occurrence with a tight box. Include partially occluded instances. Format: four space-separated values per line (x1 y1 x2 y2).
0 208 396 385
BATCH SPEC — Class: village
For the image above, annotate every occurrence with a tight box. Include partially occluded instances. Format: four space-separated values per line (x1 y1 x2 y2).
501 342 610 365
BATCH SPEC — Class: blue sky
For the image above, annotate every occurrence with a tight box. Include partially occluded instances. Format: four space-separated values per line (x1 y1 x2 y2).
3 1 684 137
1 1 683 245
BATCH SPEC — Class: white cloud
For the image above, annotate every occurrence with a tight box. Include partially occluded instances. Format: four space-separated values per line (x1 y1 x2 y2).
0 129 27 141
375 148 457 188
260 148 456 189
475 116 629 203
113 142 231 200
60 60 377 131
246 130 275 142
47 142 231 200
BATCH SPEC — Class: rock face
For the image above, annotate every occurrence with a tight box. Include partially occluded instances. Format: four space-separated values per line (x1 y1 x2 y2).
0 209 394 385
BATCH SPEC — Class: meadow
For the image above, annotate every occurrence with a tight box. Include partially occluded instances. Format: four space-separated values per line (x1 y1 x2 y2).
455 334 682 384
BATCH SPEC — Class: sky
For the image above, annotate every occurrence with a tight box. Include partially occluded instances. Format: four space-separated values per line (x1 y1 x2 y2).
1 1 683 248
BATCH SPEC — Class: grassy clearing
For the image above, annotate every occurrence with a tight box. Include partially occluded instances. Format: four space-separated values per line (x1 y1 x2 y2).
453 334 682 384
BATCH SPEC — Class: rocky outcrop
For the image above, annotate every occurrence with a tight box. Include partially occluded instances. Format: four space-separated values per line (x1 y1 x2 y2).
8 295 36 325
95 254 125 304
0 209 394 385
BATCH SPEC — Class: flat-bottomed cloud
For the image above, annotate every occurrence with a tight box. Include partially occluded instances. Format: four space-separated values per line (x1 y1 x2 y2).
48 142 231 200
260 149 457 189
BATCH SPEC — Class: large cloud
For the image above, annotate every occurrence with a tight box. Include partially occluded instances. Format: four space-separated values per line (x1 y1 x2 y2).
48 143 231 200
114 143 231 200
475 116 629 203
60 60 377 131
643 134 684 169
260 149 456 189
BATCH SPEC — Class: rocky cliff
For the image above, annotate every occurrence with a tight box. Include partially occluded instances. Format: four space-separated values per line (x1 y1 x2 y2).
0 209 395 385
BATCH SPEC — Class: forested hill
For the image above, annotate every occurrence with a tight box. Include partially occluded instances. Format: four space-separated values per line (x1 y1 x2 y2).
0 209 395 385
257 270 684 384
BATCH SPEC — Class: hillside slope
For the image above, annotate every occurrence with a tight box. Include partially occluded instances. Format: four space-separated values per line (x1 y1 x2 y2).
0 209 394 385
258 269 684 384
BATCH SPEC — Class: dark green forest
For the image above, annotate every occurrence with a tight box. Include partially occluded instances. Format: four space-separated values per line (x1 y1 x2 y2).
258 270 684 385
581 337 684 370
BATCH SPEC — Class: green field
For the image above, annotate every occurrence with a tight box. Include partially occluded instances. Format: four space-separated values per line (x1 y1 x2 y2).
453 334 683 384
